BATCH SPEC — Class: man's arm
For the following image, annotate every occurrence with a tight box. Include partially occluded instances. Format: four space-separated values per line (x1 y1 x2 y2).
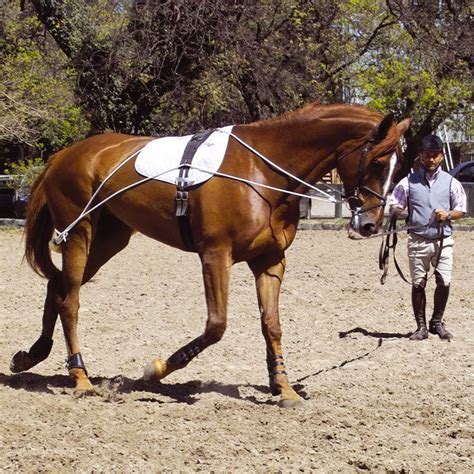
434 177 467 222
434 209 465 222
387 178 409 219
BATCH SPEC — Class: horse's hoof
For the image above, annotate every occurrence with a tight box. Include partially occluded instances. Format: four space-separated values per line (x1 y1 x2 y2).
72 378 96 398
73 387 97 398
143 359 168 383
278 398 303 408
10 351 34 373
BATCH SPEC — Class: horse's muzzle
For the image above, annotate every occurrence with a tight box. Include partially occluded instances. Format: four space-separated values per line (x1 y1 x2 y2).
350 209 382 237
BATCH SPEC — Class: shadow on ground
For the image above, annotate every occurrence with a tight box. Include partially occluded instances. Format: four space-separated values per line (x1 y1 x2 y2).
0 371 297 406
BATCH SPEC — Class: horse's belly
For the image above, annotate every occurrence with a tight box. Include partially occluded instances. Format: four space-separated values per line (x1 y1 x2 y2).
103 181 191 251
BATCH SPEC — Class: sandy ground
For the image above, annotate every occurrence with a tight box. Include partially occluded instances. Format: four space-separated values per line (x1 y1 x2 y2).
0 227 472 472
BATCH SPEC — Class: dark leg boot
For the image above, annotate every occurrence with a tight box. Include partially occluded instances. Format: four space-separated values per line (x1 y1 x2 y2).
409 285 428 341
429 284 453 340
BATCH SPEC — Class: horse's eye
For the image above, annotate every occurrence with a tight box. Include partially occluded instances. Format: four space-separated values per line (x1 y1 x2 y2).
372 158 385 170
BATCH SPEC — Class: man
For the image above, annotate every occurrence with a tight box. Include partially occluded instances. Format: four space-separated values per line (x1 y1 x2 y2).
388 135 467 341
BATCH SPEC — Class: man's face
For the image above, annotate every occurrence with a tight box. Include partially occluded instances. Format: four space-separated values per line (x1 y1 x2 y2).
420 150 444 173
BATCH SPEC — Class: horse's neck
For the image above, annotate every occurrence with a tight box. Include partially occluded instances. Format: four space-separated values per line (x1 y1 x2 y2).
250 117 372 189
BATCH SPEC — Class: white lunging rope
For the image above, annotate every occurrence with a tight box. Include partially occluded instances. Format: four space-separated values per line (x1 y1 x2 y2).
53 131 342 245
54 148 141 244
187 165 337 201
218 129 342 200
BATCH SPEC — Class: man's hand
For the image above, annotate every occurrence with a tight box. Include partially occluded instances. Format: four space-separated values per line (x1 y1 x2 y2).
434 208 450 222
390 205 408 219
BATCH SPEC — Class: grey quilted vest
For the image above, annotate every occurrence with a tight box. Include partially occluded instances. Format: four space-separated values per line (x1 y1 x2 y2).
408 169 453 240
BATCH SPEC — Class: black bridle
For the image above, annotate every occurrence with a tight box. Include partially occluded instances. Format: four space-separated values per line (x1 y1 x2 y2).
337 137 398 227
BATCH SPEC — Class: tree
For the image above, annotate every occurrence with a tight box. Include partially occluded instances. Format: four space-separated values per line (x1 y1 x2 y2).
0 0 89 170
2 0 471 179
386 0 473 73
26 0 403 134
354 0 472 176
28 0 233 133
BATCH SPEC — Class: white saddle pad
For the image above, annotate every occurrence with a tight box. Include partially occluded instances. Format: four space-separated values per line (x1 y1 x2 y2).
135 125 234 187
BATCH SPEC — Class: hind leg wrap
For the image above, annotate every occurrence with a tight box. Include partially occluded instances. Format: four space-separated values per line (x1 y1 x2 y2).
66 352 87 375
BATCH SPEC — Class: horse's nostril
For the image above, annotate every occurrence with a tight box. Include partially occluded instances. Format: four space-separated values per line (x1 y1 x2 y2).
362 223 375 234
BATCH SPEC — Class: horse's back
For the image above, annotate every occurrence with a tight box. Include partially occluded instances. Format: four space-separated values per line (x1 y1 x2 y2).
49 133 150 169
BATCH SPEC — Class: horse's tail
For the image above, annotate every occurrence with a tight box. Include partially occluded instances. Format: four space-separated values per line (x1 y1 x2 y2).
24 161 60 280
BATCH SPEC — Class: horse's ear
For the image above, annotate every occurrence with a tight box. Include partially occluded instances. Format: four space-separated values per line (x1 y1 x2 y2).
373 113 395 142
397 118 411 135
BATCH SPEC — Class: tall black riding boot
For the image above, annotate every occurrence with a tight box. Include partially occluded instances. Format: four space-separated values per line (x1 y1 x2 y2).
429 284 453 340
410 285 428 341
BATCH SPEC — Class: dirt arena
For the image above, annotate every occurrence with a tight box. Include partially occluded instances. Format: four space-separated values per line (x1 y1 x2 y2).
0 226 472 472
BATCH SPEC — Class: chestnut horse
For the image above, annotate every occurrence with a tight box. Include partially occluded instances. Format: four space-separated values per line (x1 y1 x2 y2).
11 103 410 407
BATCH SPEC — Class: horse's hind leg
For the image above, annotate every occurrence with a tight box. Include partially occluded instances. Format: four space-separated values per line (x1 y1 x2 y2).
82 210 134 284
10 212 132 379
11 230 91 395
248 253 302 407
61 214 133 395
10 272 62 373
144 249 231 382
53 219 97 396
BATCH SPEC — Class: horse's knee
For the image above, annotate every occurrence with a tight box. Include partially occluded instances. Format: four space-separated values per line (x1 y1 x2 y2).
262 317 282 339
205 320 226 345
59 294 80 317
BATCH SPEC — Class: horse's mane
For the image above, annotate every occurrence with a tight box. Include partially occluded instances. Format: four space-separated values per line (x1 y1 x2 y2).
252 102 383 127
248 102 399 158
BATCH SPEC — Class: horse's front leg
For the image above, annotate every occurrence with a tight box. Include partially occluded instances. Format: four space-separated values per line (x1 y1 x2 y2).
144 248 231 382
249 253 302 407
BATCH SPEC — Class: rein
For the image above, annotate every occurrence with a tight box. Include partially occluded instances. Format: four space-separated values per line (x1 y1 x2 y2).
378 214 445 285
222 130 342 201
379 214 410 285
225 129 394 222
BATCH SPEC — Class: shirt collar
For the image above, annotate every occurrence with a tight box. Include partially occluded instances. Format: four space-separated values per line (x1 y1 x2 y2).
421 165 442 181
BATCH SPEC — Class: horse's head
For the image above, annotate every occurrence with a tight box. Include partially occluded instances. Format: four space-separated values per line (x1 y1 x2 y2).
337 113 411 237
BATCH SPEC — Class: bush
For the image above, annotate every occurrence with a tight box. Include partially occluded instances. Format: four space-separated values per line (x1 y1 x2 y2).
3 158 44 196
